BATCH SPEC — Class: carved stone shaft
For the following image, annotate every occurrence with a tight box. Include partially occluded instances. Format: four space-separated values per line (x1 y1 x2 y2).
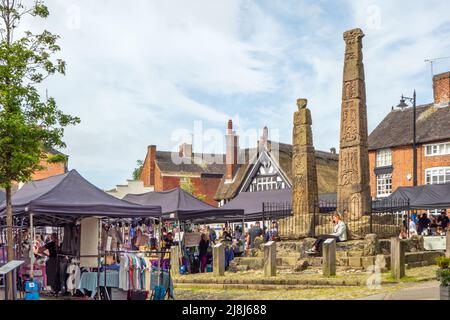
289 99 319 237
337 28 371 219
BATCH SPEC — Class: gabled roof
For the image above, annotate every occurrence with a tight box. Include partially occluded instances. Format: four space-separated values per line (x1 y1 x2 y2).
368 105 450 151
155 151 226 175
0 170 161 225
214 141 339 201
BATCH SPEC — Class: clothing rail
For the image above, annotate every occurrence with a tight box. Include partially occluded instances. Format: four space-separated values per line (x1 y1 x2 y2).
99 249 172 300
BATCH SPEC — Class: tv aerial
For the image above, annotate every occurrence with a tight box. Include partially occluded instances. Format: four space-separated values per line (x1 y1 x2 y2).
424 56 450 88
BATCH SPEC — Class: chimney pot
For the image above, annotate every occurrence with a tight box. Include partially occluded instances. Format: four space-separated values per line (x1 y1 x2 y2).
179 143 193 159
226 120 239 180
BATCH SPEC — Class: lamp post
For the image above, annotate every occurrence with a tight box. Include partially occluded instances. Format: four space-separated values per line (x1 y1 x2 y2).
397 91 417 186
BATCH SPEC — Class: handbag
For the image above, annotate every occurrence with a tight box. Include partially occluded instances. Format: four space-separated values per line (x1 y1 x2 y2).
128 290 148 300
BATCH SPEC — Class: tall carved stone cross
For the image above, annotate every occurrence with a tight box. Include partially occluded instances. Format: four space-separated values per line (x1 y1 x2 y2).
291 98 319 237
337 28 371 220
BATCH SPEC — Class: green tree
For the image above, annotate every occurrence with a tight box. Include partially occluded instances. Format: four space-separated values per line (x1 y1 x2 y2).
179 177 206 202
132 160 144 180
0 0 79 299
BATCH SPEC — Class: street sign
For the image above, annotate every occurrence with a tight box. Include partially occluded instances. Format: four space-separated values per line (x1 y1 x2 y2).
424 236 446 251
0 260 25 275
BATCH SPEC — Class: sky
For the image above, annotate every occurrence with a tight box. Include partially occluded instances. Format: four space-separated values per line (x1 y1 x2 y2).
22 0 450 189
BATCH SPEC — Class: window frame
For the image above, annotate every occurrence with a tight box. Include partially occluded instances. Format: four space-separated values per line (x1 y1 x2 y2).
376 173 393 198
425 167 450 185
250 175 279 192
424 142 450 157
376 148 392 168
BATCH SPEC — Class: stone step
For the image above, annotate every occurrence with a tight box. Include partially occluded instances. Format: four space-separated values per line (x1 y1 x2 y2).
173 277 389 288
234 257 264 269
277 256 299 266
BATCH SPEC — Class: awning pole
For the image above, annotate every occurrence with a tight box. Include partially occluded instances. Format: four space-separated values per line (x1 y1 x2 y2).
177 220 183 272
157 221 162 288
29 213 34 280
97 218 101 300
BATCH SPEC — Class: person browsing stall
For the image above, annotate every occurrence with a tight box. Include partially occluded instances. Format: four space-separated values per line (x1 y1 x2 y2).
198 233 210 273
38 233 60 294
247 222 263 249
437 209 449 230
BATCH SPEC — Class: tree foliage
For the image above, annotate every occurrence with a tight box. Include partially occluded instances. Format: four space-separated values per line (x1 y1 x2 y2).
0 0 80 188
132 160 143 180
179 177 207 202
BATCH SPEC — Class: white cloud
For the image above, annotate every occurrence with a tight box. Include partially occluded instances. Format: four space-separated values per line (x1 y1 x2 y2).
22 0 283 188
14 0 450 188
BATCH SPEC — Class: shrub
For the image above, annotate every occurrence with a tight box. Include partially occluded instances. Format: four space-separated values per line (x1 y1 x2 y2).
436 257 450 287
436 257 450 269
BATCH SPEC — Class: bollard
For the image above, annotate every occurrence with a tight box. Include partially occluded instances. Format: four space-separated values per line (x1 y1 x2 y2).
263 241 277 277
170 246 181 275
446 232 450 259
213 242 225 277
390 237 405 280
323 238 336 277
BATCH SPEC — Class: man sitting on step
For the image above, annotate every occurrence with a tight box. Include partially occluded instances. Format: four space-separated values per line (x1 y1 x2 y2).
305 213 347 255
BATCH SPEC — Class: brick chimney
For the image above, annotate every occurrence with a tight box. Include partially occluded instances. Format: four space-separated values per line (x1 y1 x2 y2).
225 120 239 180
433 71 450 106
258 126 269 155
141 145 156 187
179 143 193 160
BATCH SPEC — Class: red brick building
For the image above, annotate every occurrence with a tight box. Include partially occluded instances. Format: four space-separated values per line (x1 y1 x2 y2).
368 72 450 199
139 120 340 207
214 122 339 205
139 143 226 207
31 148 68 181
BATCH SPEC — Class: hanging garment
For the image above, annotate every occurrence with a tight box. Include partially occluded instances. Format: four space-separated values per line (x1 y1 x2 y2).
59 260 69 294
66 264 81 293
115 228 123 246
118 256 129 290
108 227 118 251
61 224 80 257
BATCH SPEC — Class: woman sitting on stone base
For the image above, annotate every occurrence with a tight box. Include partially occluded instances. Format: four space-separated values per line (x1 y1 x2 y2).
305 213 347 255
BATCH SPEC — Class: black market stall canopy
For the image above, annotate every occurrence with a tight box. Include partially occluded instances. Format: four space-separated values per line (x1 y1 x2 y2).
0 170 162 226
221 189 341 222
221 189 292 222
123 187 244 223
382 183 450 210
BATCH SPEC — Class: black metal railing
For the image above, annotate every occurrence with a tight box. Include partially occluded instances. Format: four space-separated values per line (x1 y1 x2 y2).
262 198 410 240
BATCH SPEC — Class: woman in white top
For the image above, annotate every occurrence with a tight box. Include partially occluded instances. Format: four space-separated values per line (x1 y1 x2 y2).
306 213 347 255
408 219 418 237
